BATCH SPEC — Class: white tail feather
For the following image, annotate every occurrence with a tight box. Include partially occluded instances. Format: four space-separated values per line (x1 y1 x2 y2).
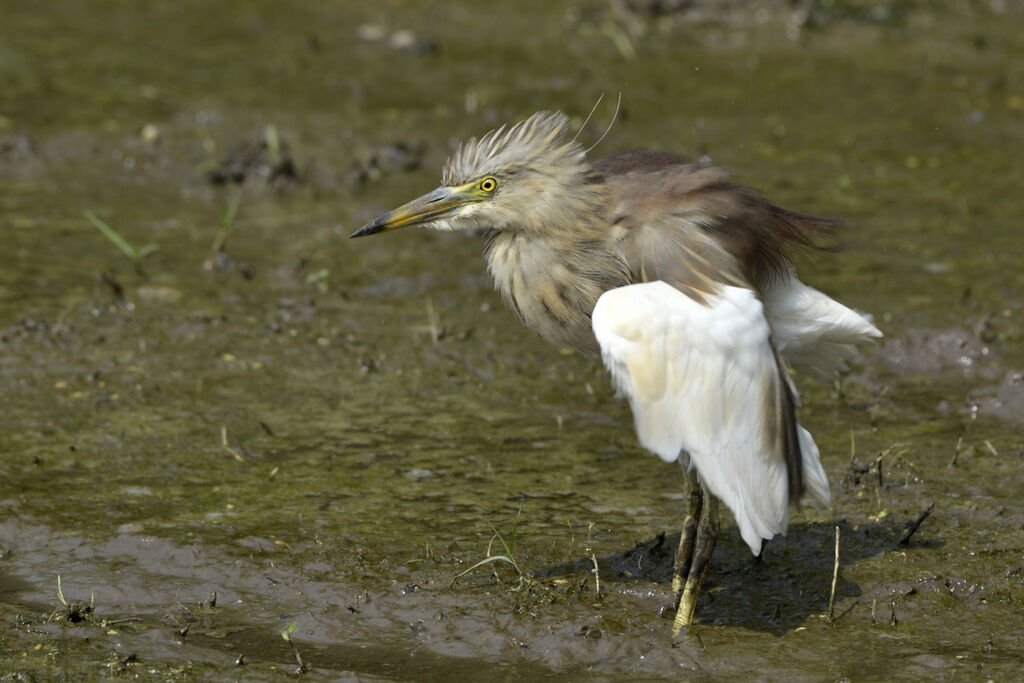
764 275 882 381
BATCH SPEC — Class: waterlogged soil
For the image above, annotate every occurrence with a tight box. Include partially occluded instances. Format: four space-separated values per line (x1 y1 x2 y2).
2 1 1024 679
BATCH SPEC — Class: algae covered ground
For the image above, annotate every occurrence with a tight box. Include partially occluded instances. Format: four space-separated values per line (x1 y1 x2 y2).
1 1 1023 679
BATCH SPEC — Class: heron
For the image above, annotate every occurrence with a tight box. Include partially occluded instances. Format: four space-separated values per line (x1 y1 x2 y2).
351 111 881 634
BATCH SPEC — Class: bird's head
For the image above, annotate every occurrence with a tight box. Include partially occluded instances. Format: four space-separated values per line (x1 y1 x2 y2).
351 111 598 239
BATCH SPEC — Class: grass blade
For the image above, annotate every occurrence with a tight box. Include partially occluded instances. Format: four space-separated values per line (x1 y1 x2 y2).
485 521 514 559
212 191 243 254
84 210 137 260
451 555 519 588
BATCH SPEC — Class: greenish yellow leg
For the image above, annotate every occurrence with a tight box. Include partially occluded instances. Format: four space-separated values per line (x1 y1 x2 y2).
673 487 720 635
672 466 702 595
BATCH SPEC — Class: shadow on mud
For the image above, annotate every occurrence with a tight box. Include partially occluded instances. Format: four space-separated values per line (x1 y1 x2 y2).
542 513 942 636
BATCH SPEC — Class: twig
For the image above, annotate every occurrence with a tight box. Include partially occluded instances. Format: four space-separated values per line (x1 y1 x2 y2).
590 552 601 597
426 298 441 344
221 426 246 462
950 436 963 467
827 526 840 624
57 574 67 606
898 503 934 546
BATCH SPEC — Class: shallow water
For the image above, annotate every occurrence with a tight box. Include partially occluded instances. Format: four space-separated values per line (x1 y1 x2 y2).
2 1 1023 679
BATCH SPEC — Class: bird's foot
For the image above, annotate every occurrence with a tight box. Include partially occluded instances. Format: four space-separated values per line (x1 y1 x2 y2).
672 468 703 595
673 582 700 635
670 489 720 635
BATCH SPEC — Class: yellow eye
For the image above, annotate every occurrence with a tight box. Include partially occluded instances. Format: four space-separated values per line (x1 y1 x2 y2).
478 176 498 193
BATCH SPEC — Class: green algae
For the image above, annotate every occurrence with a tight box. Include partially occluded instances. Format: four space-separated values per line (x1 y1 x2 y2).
1 1 1023 679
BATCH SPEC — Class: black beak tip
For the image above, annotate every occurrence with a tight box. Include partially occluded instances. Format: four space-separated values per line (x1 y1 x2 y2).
349 219 384 238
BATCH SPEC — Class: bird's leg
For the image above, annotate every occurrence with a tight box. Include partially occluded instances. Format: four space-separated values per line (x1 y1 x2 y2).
673 485 720 635
672 465 702 596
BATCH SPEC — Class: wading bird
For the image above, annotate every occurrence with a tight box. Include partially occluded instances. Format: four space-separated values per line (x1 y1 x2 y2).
351 111 880 633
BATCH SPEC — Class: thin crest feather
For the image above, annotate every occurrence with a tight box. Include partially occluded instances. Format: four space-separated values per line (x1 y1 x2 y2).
584 92 622 155
570 94 605 145
442 111 580 185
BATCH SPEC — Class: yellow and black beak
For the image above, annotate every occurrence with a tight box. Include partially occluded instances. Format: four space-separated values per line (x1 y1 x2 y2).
350 185 476 238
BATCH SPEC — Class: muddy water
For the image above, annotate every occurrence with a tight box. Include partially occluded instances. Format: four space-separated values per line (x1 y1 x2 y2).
2 1 1023 679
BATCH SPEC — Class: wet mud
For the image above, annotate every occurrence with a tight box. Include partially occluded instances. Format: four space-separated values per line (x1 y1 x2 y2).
2 1 1023 679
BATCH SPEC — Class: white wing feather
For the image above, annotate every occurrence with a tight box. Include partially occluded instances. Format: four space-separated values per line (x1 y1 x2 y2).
592 281 830 555
764 274 882 381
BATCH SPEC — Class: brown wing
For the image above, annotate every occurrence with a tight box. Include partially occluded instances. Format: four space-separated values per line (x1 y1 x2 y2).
592 151 834 297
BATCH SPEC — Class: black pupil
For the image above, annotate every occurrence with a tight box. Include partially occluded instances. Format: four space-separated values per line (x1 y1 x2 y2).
483 179 493 190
